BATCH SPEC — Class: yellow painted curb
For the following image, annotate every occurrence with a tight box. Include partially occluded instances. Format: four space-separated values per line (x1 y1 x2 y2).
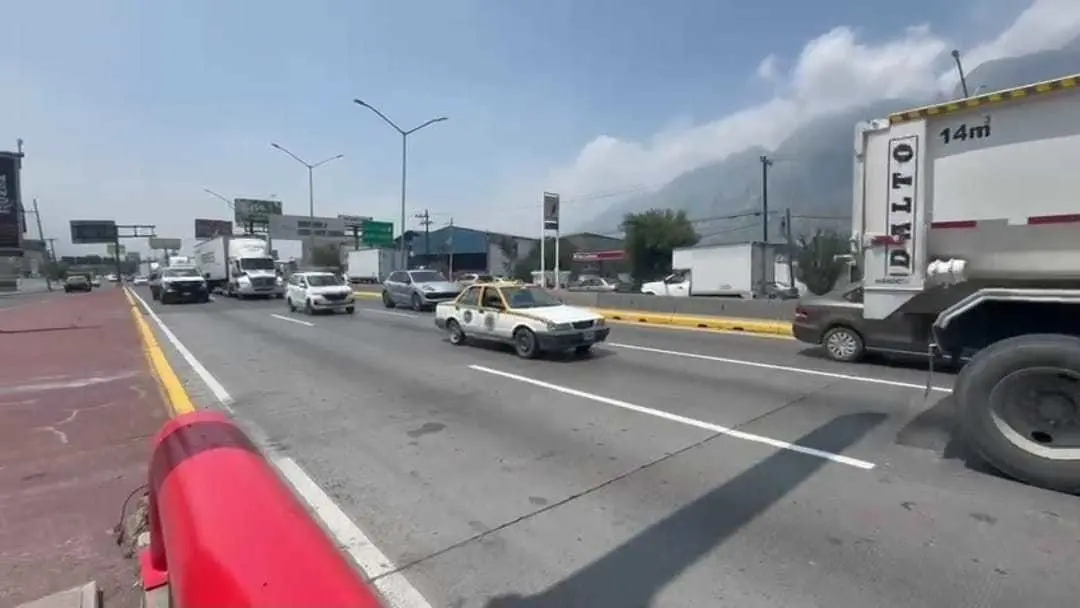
352 291 381 299
124 287 196 417
591 307 794 337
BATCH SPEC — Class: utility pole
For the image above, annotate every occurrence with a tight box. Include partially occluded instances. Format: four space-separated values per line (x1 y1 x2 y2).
414 209 432 266
29 198 52 290
783 208 795 292
446 217 455 277
759 155 774 297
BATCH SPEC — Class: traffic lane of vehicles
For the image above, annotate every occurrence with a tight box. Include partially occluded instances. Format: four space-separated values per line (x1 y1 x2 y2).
343 301 963 470
348 298 954 392
146 300 1080 607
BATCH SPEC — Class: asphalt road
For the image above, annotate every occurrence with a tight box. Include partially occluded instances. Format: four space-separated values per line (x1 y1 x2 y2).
134 289 1080 608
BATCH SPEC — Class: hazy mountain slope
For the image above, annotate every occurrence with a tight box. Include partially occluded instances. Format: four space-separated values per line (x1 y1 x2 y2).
581 41 1080 243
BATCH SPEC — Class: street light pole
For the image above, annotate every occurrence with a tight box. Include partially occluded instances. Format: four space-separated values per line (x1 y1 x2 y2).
270 143 344 263
352 99 447 269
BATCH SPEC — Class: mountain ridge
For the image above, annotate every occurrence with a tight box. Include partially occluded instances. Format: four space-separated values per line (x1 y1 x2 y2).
579 41 1080 243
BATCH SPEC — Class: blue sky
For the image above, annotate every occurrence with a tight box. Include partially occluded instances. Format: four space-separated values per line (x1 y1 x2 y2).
2 0 1069 256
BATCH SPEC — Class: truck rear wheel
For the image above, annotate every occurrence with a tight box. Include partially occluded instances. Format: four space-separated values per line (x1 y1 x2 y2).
955 333 1080 495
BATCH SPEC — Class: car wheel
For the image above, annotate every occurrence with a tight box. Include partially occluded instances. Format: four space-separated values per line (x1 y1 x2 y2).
446 319 467 345
382 291 396 308
513 327 540 359
822 326 865 363
287 297 296 312
411 293 423 311
304 299 314 315
345 306 355 315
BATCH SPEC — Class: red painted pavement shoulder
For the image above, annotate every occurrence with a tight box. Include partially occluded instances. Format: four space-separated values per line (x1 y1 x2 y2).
0 287 170 608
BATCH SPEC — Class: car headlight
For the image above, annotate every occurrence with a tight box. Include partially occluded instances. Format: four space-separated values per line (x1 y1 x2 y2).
547 322 572 332
276 277 283 285
422 285 434 292
594 318 606 327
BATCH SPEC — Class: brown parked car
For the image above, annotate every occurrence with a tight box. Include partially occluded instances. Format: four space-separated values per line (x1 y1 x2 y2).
792 285 936 363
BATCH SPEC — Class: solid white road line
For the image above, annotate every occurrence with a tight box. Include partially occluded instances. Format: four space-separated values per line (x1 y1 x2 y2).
469 364 877 470
271 313 315 327
361 308 422 319
276 458 434 608
128 287 432 608
609 342 953 394
128 288 235 407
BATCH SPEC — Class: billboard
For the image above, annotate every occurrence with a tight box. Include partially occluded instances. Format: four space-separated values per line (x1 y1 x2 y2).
268 214 348 241
234 198 282 225
194 218 233 239
338 214 372 229
148 237 182 250
70 220 118 244
0 152 22 256
543 192 560 230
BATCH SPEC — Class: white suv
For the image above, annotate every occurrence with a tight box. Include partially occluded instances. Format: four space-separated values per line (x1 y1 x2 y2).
286 272 355 315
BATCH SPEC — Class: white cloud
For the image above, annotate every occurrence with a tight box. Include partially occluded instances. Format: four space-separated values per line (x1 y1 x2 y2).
756 54 779 81
544 0 1080 222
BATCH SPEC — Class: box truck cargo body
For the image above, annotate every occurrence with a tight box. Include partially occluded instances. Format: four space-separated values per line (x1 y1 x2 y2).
640 242 777 298
194 236 283 298
346 248 397 284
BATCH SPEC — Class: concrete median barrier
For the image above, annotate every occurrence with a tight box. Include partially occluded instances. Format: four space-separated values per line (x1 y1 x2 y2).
353 287 795 336
594 308 793 336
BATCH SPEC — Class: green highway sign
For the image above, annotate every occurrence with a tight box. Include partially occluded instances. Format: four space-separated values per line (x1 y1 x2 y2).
360 220 394 247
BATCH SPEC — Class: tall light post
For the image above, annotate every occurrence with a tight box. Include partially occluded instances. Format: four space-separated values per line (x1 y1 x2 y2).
270 143 344 263
352 99 447 268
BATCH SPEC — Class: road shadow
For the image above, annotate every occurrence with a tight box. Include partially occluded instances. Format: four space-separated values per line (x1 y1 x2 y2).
484 412 886 608
795 346 962 376
449 338 618 363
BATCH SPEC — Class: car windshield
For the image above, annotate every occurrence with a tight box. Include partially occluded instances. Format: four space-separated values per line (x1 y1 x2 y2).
306 274 341 287
164 268 200 278
239 257 275 271
410 271 446 283
502 286 561 309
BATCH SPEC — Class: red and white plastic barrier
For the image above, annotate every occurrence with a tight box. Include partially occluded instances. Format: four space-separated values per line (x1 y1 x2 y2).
140 410 383 607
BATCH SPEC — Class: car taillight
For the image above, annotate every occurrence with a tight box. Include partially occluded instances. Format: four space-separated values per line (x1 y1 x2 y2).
794 306 810 321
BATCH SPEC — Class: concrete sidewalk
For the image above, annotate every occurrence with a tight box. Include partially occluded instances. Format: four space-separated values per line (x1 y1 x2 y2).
0 289 169 608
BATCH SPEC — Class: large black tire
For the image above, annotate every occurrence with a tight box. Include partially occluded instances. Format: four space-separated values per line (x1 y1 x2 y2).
446 319 467 346
955 333 1080 495
304 299 314 315
382 291 395 309
513 327 540 359
287 297 296 312
821 325 865 363
411 293 423 312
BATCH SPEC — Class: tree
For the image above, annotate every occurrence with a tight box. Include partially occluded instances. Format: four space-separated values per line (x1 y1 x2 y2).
511 238 578 281
621 209 699 283
794 230 850 295
492 235 519 276
311 243 343 270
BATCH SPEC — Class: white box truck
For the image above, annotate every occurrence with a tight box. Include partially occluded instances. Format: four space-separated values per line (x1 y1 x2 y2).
346 248 396 284
640 242 777 298
850 73 1080 493
194 236 284 299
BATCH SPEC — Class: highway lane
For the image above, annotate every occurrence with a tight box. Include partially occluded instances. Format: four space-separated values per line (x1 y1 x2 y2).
135 290 1080 608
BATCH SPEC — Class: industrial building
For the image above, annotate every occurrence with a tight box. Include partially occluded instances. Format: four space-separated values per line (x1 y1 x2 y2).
405 226 625 278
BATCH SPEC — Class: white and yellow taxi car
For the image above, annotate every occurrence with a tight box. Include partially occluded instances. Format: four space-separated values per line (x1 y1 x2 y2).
434 281 610 358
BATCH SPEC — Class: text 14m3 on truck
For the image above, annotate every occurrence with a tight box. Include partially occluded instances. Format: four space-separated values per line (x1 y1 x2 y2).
795 73 1080 495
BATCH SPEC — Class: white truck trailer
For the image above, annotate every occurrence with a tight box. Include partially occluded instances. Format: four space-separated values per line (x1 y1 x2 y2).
194 236 284 298
853 73 1080 494
346 248 396 284
640 242 778 298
